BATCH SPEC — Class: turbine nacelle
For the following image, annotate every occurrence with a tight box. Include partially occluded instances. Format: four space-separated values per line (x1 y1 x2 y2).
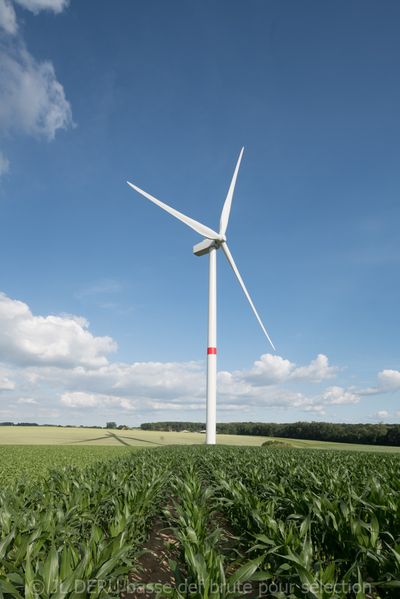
193 238 216 256
193 236 226 256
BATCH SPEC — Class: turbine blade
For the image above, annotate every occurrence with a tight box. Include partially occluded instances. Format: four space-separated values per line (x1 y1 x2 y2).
221 242 276 351
127 181 221 240
219 147 244 236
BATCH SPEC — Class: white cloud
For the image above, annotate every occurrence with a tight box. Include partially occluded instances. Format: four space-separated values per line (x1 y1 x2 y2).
0 0 16 34
303 404 326 414
148 400 205 412
291 354 338 382
0 292 116 367
13 0 69 14
217 371 328 414
0 0 72 170
376 410 389 419
0 290 379 424
0 44 73 140
17 352 339 419
111 361 204 397
60 391 136 411
243 354 293 385
322 386 359 405
378 369 400 390
16 397 37 404
349 368 400 398
237 352 337 386
27 359 205 402
0 375 15 390
0 0 68 34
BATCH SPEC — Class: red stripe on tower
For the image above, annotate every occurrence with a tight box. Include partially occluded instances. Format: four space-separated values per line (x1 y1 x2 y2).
207 347 217 355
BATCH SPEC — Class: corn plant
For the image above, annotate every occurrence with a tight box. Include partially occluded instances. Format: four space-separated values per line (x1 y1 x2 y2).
0 451 170 598
1 444 400 598
161 463 264 598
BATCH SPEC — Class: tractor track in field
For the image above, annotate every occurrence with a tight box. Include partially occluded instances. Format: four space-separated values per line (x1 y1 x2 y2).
122 511 260 599
123 516 179 598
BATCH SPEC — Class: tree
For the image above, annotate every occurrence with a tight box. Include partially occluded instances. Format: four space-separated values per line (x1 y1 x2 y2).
106 421 117 429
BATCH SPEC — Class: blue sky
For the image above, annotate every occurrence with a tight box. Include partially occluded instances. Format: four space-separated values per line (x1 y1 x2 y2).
0 0 399 426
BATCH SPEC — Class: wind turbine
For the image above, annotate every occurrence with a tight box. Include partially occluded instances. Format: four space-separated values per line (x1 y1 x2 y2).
127 148 275 445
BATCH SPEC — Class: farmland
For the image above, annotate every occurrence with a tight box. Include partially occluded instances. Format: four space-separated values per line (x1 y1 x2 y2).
1 425 400 452
0 446 131 485
0 445 399 597
0 426 270 447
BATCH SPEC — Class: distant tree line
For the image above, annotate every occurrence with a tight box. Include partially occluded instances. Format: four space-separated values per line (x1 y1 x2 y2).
140 421 400 446
0 422 40 426
0 422 104 429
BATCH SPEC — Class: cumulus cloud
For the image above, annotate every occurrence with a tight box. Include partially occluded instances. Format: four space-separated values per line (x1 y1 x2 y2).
60 391 136 411
0 0 72 171
28 360 205 406
238 352 337 386
292 354 338 382
111 361 204 397
11 351 340 420
376 410 389 419
13 0 69 14
0 0 69 34
0 290 377 424
0 0 17 35
321 386 359 405
0 292 116 367
16 396 37 403
0 44 73 139
0 374 15 390
148 400 204 412
355 368 400 399
57 385 326 417
378 369 400 390
243 354 293 385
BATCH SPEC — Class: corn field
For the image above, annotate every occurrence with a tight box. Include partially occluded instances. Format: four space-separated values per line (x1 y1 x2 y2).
0 446 399 598
0 446 130 485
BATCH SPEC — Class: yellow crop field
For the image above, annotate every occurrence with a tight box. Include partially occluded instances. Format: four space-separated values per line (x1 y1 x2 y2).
1 425 400 452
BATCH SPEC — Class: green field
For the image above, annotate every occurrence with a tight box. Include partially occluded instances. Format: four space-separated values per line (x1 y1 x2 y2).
1 425 399 489
1 425 400 452
0 445 399 597
0 445 131 485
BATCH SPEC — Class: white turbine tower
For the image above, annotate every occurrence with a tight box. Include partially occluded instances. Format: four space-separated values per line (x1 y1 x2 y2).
127 148 275 445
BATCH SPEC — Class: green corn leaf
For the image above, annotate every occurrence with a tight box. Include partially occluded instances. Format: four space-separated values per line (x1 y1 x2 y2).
228 556 264 585
0 579 24 599
43 546 59 595
377 580 400 588
356 567 366 599
300 514 311 538
94 546 131 581
0 530 15 561
250 571 274 581
24 547 36 599
253 534 275 545
390 545 400 566
186 527 198 544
